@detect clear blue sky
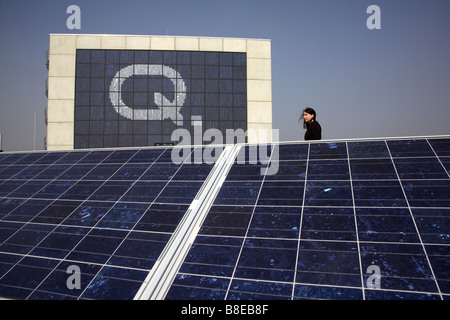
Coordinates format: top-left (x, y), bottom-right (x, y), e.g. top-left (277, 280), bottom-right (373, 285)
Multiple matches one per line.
top-left (0, 0), bottom-right (449, 151)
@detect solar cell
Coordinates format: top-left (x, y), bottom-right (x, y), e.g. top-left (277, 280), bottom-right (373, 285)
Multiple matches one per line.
top-left (0, 136), bottom-right (449, 300)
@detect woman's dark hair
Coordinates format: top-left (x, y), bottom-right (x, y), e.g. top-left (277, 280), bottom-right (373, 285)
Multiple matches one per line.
top-left (301, 107), bottom-right (317, 129)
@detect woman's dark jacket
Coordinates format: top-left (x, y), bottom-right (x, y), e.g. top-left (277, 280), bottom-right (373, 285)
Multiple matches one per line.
top-left (304, 121), bottom-right (322, 140)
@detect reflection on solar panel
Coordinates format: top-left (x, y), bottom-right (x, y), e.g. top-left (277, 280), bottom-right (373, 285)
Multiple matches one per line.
top-left (0, 137), bottom-right (449, 300)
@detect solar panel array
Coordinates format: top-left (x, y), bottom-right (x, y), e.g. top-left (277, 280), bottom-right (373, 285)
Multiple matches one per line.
top-left (165, 138), bottom-right (450, 300)
top-left (0, 137), bottom-right (449, 300)
top-left (0, 146), bottom-right (217, 299)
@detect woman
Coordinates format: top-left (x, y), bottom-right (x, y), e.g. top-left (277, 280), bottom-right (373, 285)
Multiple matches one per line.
top-left (302, 107), bottom-right (322, 140)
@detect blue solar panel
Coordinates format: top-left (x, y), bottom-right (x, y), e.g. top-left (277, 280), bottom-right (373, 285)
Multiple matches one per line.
top-left (0, 146), bottom-right (218, 299)
top-left (1, 137), bottom-right (449, 300)
top-left (165, 137), bottom-right (450, 300)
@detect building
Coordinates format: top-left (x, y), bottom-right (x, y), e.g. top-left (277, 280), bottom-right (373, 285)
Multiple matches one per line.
top-left (46, 34), bottom-right (272, 150)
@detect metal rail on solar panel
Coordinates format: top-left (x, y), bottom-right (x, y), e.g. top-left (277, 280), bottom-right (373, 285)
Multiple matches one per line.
top-left (134, 144), bottom-right (241, 300)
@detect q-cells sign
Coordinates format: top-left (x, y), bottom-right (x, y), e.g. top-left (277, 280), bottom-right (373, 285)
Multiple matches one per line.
top-left (109, 64), bottom-right (186, 124)
top-left (74, 49), bottom-right (247, 149)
